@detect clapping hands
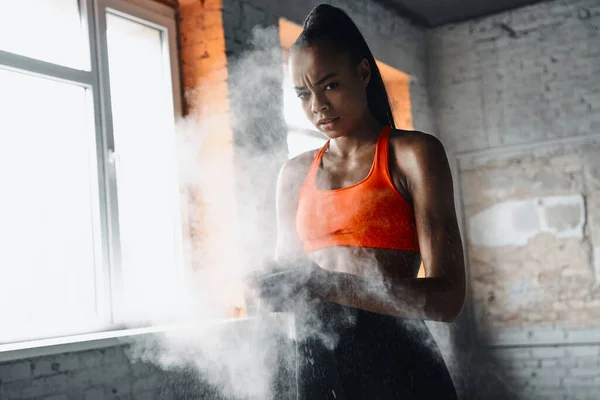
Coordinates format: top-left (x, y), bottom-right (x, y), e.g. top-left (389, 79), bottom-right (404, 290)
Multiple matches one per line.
top-left (246, 258), bottom-right (333, 313)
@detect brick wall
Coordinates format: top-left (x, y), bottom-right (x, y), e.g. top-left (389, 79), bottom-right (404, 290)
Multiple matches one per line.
top-left (428, 0), bottom-right (600, 398)
top-left (428, 0), bottom-right (600, 153)
top-left (0, 344), bottom-right (245, 399)
top-left (462, 143), bottom-right (600, 330)
top-left (142, 0), bottom-right (178, 8)
top-left (494, 344), bottom-right (600, 399)
top-left (0, 346), bottom-right (175, 400)
top-left (178, 0), bottom-right (248, 312)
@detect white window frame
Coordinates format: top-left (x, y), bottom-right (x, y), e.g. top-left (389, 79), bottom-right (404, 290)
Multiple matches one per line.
top-left (0, 0), bottom-right (184, 361)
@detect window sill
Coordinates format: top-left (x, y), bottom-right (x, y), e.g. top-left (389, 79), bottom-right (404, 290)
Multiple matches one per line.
top-left (0, 317), bottom-right (252, 363)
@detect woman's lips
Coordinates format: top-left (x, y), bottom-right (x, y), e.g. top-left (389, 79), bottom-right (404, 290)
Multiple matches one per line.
top-left (318, 117), bottom-right (340, 131)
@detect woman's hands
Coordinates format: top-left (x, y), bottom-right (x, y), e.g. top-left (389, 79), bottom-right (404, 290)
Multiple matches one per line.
top-left (247, 258), bottom-right (333, 313)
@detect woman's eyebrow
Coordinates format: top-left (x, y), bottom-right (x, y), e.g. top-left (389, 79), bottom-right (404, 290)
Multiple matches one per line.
top-left (294, 72), bottom-right (338, 90)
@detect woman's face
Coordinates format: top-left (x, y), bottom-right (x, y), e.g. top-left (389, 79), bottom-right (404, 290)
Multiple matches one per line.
top-left (289, 43), bottom-right (371, 138)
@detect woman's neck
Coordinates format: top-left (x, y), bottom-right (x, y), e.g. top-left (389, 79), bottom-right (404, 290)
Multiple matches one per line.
top-left (328, 115), bottom-right (384, 158)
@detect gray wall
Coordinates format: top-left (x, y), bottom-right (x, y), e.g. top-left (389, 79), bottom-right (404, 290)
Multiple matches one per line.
top-left (0, 344), bottom-right (275, 399)
top-left (0, 346), bottom-right (179, 400)
top-left (428, 0), bottom-right (600, 153)
top-left (428, 0), bottom-right (600, 398)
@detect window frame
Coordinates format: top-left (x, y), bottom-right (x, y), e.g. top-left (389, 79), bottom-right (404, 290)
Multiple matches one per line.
top-left (0, 0), bottom-right (184, 360)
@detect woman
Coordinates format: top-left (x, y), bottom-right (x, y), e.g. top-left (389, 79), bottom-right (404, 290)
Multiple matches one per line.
top-left (253, 4), bottom-right (465, 399)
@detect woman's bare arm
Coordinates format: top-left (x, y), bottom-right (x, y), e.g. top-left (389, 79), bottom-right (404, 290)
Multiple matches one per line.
top-left (274, 152), bottom-right (314, 262)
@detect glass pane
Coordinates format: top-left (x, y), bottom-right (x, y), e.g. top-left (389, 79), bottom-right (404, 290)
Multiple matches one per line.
top-left (0, 0), bottom-right (89, 70)
top-left (0, 69), bottom-right (101, 342)
top-left (106, 13), bottom-right (181, 323)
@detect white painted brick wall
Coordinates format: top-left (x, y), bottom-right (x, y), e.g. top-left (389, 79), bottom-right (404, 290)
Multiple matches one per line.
top-left (482, 345), bottom-right (600, 398)
top-left (0, 346), bottom-right (185, 400)
top-left (428, 0), bottom-right (600, 153)
top-left (429, 0), bottom-right (600, 399)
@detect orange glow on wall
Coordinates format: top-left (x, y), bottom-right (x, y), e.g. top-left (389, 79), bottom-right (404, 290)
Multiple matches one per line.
top-left (179, 0), bottom-right (246, 317)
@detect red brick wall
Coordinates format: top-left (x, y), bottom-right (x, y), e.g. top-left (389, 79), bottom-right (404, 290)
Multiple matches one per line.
top-left (178, 0), bottom-right (245, 316)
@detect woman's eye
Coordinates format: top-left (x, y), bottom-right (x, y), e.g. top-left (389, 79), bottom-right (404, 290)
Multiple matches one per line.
top-left (297, 92), bottom-right (309, 99)
top-left (324, 82), bottom-right (338, 90)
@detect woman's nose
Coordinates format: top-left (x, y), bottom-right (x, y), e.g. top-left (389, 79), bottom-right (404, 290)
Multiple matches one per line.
top-left (311, 93), bottom-right (329, 114)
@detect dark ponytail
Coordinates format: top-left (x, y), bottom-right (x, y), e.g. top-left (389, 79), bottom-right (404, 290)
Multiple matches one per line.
top-left (291, 4), bottom-right (396, 129)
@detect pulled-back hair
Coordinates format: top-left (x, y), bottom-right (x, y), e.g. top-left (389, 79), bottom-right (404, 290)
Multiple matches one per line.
top-left (291, 4), bottom-right (396, 129)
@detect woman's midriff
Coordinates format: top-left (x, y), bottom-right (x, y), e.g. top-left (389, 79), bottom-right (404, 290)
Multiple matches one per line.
top-left (307, 246), bottom-right (422, 279)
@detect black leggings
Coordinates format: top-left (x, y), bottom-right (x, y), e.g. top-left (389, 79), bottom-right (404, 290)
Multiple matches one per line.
top-left (296, 302), bottom-right (458, 400)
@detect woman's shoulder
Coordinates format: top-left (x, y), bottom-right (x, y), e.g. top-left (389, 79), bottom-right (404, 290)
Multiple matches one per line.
top-left (387, 129), bottom-right (450, 179)
top-left (278, 149), bottom-right (319, 187)
top-left (284, 148), bottom-right (319, 173)
top-left (388, 129), bottom-right (447, 157)
top-left (389, 128), bottom-right (439, 143)
top-left (288, 148), bottom-right (319, 167)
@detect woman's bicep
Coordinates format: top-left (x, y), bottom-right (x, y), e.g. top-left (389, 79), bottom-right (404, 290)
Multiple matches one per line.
top-left (403, 135), bottom-right (465, 289)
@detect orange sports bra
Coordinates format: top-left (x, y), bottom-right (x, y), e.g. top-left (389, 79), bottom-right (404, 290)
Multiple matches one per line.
top-left (296, 125), bottom-right (420, 254)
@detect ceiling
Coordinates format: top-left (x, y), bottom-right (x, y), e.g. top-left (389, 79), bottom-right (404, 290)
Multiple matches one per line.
top-left (376, 0), bottom-right (546, 27)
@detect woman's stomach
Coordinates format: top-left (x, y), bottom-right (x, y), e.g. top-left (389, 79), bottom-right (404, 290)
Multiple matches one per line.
top-left (307, 246), bottom-right (421, 279)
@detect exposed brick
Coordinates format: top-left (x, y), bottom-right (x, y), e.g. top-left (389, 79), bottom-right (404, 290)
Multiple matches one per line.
top-left (563, 376), bottom-right (597, 388)
top-left (0, 380), bottom-right (29, 400)
top-left (527, 374), bottom-right (563, 388)
top-left (577, 357), bottom-right (600, 368)
top-left (132, 391), bottom-right (155, 400)
top-left (567, 346), bottom-right (600, 357)
top-left (559, 358), bottom-right (582, 368)
top-left (531, 347), bottom-right (569, 359)
top-left (79, 351), bottom-right (104, 369)
top-left (0, 361), bottom-right (32, 382)
top-left (83, 386), bottom-right (105, 400)
top-left (68, 363), bottom-right (131, 389)
top-left (20, 374), bottom-right (68, 399)
top-left (540, 359), bottom-right (559, 368)
top-left (32, 358), bottom-right (61, 378)
top-left (129, 361), bottom-right (155, 378)
top-left (569, 367), bottom-right (600, 377)
top-left (430, 0), bottom-right (600, 153)
top-left (132, 375), bottom-right (160, 394)
top-left (44, 395), bottom-right (69, 400)
top-left (103, 346), bottom-right (127, 366)
top-left (107, 377), bottom-right (132, 398)
top-left (52, 354), bottom-right (80, 374)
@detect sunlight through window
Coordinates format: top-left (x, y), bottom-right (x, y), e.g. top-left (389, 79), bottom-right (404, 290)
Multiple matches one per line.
top-left (0, 70), bottom-right (101, 342)
top-left (106, 13), bottom-right (183, 324)
top-left (0, 0), bottom-right (89, 70)
top-left (0, 1), bottom-right (182, 345)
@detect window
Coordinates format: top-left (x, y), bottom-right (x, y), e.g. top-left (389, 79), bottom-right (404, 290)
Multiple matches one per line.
top-left (0, 0), bottom-right (183, 345)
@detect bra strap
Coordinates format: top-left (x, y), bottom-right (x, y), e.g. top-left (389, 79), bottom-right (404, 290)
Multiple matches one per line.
top-left (374, 125), bottom-right (392, 174)
top-left (306, 140), bottom-right (329, 185)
